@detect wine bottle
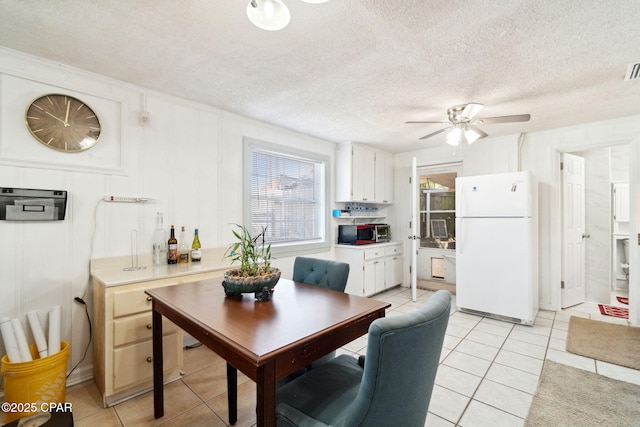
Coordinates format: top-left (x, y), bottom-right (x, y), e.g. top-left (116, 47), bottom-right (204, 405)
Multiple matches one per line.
top-left (167, 225), bottom-right (178, 264)
top-left (178, 225), bottom-right (189, 263)
top-left (191, 228), bottom-right (202, 262)
top-left (152, 212), bottom-right (167, 265)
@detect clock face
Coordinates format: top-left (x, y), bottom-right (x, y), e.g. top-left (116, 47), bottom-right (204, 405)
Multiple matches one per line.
top-left (25, 94), bottom-right (101, 153)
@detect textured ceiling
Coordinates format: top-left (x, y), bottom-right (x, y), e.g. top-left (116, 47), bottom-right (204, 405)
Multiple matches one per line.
top-left (0, 0), bottom-right (638, 153)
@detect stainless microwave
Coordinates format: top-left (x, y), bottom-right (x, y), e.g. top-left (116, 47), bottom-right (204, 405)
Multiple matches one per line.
top-left (338, 224), bottom-right (390, 245)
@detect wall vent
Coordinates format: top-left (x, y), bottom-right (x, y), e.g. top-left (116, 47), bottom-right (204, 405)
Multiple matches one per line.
top-left (624, 62), bottom-right (640, 81)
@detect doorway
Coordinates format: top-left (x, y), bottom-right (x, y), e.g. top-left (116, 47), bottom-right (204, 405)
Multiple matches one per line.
top-left (415, 164), bottom-right (461, 293)
top-left (561, 144), bottom-right (630, 307)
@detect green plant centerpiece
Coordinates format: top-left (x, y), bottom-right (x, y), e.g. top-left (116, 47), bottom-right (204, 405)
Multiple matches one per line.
top-left (223, 224), bottom-right (281, 301)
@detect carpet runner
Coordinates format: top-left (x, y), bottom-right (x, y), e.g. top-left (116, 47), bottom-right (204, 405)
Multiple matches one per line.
top-left (597, 304), bottom-right (629, 319)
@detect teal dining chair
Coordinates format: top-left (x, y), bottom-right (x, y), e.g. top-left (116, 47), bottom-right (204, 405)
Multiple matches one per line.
top-left (276, 290), bottom-right (451, 427)
top-left (292, 257), bottom-right (350, 292)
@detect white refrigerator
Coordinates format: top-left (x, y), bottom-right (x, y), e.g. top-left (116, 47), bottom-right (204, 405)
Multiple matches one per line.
top-left (455, 171), bottom-right (538, 325)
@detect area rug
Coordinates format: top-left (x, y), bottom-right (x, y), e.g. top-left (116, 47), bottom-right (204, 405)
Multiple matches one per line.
top-left (524, 360), bottom-right (640, 426)
top-left (566, 316), bottom-right (640, 370)
top-left (597, 303), bottom-right (629, 319)
top-left (617, 296), bottom-right (629, 305)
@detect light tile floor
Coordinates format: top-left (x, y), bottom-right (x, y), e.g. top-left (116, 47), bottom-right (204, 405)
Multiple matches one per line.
top-left (38, 287), bottom-right (640, 426)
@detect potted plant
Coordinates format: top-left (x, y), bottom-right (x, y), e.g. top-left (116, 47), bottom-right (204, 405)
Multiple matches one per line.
top-left (223, 224), bottom-right (281, 301)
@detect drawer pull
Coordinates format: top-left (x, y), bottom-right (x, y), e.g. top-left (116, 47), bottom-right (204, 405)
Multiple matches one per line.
top-left (146, 357), bottom-right (153, 363)
top-left (146, 296), bottom-right (152, 302)
top-left (146, 324), bottom-right (152, 330)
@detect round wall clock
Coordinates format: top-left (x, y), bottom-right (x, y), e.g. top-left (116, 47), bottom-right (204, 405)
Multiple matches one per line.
top-left (25, 94), bottom-right (101, 153)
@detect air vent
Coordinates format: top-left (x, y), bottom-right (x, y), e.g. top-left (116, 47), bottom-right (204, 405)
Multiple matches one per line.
top-left (624, 62), bottom-right (640, 81)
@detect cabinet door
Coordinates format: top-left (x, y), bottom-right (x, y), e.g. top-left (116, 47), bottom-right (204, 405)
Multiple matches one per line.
top-left (385, 255), bottom-right (403, 288)
top-left (374, 259), bottom-right (385, 294)
top-left (375, 150), bottom-right (393, 204)
top-left (352, 145), bottom-right (375, 202)
top-left (614, 182), bottom-right (629, 222)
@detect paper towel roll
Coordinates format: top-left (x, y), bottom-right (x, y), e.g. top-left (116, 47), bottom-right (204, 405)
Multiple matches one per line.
top-left (27, 311), bottom-right (48, 358)
top-left (11, 318), bottom-right (32, 362)
top-left (0, 317), bottom-right (22, 362)
top-left (48, 305), bottom-right (61, 355)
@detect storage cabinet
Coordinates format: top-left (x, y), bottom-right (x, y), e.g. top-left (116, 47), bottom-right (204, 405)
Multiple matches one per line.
top-left (91, 251), bottom-right (229, 406)
top-left (336, 142), bottom-right (393, 204)
top-left (336, 242), bottom-right (403, 297)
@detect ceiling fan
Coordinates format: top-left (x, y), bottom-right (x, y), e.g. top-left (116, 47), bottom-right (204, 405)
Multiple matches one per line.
top-left (405, 103), bottom-right (531, 146)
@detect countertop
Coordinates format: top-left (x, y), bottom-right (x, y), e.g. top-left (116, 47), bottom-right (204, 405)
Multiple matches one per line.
top-left (335, 241), bottom-right (402, 250)
top-left (91, 247), bottom-right (232, 287)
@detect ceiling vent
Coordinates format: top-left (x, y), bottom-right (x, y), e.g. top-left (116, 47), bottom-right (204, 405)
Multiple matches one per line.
top-left (624, 62), bottom-right (640, 81)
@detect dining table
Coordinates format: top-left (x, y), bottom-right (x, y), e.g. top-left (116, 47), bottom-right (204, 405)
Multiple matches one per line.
top-left (145, 277), bottom-right (390, 427)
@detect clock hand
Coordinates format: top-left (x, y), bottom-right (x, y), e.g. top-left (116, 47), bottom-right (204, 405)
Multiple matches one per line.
top-left (64, 101), bottom-right (70, 126)
top-left (44, 110), bottom-right (69, 126)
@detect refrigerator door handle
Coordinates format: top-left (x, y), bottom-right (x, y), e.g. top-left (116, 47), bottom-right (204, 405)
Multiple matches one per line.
top-left (458, 217), bottom-right (465, 255)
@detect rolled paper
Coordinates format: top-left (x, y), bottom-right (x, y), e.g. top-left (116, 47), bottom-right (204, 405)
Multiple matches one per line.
top-left (11, 318), bottom-right (32, 362)
top-left (0, 317), bottom-right (22, 362)
top-left (27, 311), bottom-right (48, 358)
top-left (48, 305), bottom-right (61, 355)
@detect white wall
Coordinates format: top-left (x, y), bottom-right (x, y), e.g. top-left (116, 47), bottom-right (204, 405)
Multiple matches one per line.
top-left (0, 48), bottom-right (336, 383)
top-left (393, 117), bottom-right (640, 325)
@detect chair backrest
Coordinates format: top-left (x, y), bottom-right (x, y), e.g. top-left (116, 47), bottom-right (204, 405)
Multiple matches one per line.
top-left (345, 290), bottom-right (451, 427)
top-left (292, 257), bottom-right (350, 292)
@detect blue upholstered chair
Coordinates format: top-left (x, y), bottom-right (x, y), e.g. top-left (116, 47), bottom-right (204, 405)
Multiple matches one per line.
top-left (292, 257), bottom-right (350, 292)
top-left (278, 257), bottom-right (350, 385)
top-left (276, 290), bottom-right (451, 427)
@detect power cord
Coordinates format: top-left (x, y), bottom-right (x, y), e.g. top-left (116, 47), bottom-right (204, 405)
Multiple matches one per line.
top-left (66, 297), bottom-right (92, 378)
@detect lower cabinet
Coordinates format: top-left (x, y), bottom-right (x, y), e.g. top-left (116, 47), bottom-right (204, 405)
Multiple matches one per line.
top-left (92, 269), bottom-right (225, 406)
top-left (336, 243), bottom-right (403, 297)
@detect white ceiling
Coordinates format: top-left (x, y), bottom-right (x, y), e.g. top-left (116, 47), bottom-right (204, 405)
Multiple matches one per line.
top-left (1, 0), bottom-right (638, 153)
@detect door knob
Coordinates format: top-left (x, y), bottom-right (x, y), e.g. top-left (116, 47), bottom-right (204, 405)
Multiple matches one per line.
top-left (582, 233), bottom-right (591, 239)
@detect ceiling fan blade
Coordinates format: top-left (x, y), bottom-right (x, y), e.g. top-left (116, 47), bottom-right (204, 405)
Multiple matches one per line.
top-left (419, 127), bottom-right (451, 140)
top-left (405, 120), bottom-right (450, 125)
top-left (468, 126), bottom-right (488, 139)
top-left (461, 103), bottom-right (484, 120)
top-left (477, 114), bottom-right (531, 124)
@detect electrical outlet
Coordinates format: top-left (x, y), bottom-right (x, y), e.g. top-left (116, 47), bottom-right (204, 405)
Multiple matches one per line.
top-left (103, 196), bottom-right (148, 203)
top-left (139, 111), bottom-right (151, 128)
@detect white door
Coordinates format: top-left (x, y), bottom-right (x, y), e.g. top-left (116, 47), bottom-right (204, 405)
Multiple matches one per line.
top-left (410, 157), bottom-right (418, 301)
top-left (562, 153), bottom-right (586, 308)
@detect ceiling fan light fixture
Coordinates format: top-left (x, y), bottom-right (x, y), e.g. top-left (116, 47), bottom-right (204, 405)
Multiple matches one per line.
top-left (247, 0), bottom-right (291, 31)
top-left (464, 128), bottom-right (482, 144)
top-left (446, 128), bottom-right (462, 146)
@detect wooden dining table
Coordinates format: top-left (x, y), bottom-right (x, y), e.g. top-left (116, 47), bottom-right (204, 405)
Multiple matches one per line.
top-left (145, 277), bottom-right (390, 427)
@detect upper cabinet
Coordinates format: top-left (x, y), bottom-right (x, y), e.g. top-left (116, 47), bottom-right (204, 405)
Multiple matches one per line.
top-left (336, 142), bottom-right (393, 204)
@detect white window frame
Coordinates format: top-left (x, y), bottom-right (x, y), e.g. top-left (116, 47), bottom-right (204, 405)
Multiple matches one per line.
top-left (243, 137), bottom-right (331, 257)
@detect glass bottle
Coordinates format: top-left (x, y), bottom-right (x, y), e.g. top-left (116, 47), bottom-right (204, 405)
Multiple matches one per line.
top-left (178, 226), bottom-right (189, 263)
top-left (191, 229), bottom-right (202, 262)
top-left (152, 212), bottom-right (167, 266)
top-left (167, 225), bottom-right (178, 264)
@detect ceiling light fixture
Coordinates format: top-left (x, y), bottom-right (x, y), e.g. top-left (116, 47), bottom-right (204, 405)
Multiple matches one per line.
top-left (247, 0), bottom-right (329, 31)
top-left (445, 126), bottom-right (481, 146)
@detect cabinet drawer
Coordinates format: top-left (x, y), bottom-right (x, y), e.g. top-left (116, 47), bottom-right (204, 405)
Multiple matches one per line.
top-left (113, 313), bottom-right (179, 347)
top-left (113, 333), bottom-right (180, 390)
top-left (113, 288), bottom-right (154, 318)
top-left (384, 246), bottom-right (402, 257)
top-left (364, 248), bottom-right (384, 261)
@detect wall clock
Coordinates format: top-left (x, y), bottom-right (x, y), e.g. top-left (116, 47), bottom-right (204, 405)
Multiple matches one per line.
top-left (25, 94), bottom-right (102, 153)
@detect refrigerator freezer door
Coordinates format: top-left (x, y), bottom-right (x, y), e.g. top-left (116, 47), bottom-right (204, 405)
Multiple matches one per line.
top-left (456, 171), bottom-right (532, 218)
top-left (456, 217), bottom-right (538, 324)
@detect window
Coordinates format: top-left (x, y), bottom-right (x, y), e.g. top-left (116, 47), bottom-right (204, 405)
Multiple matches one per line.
top-left (418, 169), bottom-right (458, 250)
top-left (244, 138), bottom-right (330, 256)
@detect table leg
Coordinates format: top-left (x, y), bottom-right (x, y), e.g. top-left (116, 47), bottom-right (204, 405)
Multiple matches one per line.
top-left (152, 308), bottom-right (164, 419)
top-left (256, 362), bottom-right (276, 427)
top-left (226, 363), bottom-right (237, 425)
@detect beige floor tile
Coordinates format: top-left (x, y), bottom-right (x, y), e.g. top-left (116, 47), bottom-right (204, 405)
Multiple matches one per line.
top-left (181, 357), bottom-right (248, 402)
top-left (74, 407), bottom-right (122, 427)
top-left (114, 380), bottom-right (202, 427)
top-left (206, 380), bottom-right (257, 427)
top-left (156, 403), bottom-right (227, 427)
top-left (182, 344), bottom-right (225, 375)
top-left (454, 339), bottom-right (500, 362)
top-left (64, 379), bottom-right (106, 421)
top-left (434, 364), bottom-right (482, 397)
top-left (484, 364), bottom-right (539, 394)
top-left (427, 385), bottom-right (470, 424)
top-left (442, 350), bottom-right (491, 377)
top-left (465, 329), bottom-right (508, 348)
top-left (473, 379), bottom-right (534, 419)
top-left (494, 349), bottom-right (543, 376)
top-left (458, 400), bottom-right (524, 427)
top-left (424, 412), bottom-right (455, 427)
top-left (501, 338), bottom-right (546, 359)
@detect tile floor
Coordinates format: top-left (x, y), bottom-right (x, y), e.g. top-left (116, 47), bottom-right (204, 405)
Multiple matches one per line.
top-left (26, 287), bottom-right (640, 426)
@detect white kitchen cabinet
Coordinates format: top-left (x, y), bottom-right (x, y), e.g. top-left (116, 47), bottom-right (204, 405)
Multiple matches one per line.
top-left (336, 142), bottom-right (393, 204)
top-left (614, 182), bottom-right (629, 222)
top-left (336, 242), bottom-right (403, 297)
